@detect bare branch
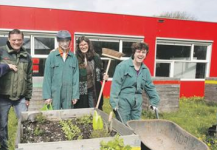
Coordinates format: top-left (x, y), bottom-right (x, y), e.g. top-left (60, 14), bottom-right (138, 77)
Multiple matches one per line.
top-left (156, 11), bottom-right (197, 20)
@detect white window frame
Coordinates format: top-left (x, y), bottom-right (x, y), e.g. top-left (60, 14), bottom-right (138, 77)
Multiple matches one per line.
top-left (155, 37), bottom-right (213, 80)
top-left (31, 35), bottom-right (56, 58)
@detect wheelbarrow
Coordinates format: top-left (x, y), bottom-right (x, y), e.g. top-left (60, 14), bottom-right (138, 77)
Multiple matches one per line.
top-left (127, 109), bottom-right (209, 150)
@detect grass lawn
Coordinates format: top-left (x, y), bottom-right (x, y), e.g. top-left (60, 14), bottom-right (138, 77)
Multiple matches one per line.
top-left (7, 108), bottom-right (18, 150)
top-left (8, 97), bottom-right (217, 150)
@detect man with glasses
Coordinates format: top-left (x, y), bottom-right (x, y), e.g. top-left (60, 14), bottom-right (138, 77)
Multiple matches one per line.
top-left (0, 29), bottom-right (32, 150)
top-left (43, 30), bottom-right (79, 110)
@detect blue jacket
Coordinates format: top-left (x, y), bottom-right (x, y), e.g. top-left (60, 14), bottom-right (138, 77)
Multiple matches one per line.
top-left (0, 64), bottom-right (9, 77)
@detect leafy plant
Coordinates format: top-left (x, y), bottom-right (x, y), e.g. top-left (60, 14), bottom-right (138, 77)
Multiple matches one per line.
top-left (93, 110), bottom-right (104, 130)
top-left (34, 126), bottom-right (44, 136)
top-left (205, 136), bottom-right (217, 150)
top-left (60, 120), bottom-right (82, 140)
top-left (35, 113), bottom-right (46, 124)
top-left (90, 129), bottom-right (110, 138)
top-left (76, 115), bottom-right (92, 125)
top-left (100, 135), bottom-right (132, 150)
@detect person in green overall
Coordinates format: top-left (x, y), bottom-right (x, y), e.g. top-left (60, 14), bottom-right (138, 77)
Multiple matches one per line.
top-left (110, 42), bottom-right (160, 123)
top-left (43, 30), bottom-right (79, 109)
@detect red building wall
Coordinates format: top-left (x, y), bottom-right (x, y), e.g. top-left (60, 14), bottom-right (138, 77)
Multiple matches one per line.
top-left (0, 5), bottom-right (217, 97)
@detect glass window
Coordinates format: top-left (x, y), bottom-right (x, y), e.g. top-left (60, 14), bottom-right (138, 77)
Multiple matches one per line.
top-left (157, 45), bottom-right (191, 60)
top-left (102, 59), bottom-right (122, 78)
top-left (193, 45), bottom-right (207, 60)
top-left (122, 42), bottom-right (134, 57)
top-left (34, 37), bottom-right (55, 55)
top-left (174, 62), bottom-right (197, 79)
top-left (196, 63), bottom-right (206, 78)
top-left (23, 37), bottom-right (31, 54)
top-left (156, 39), bottom-right (211, 79)
top-left (173, 62), bottom-right (206, 79)
top-left (91, 41), bottom-right (120, 77)
top-left (0, 36), bottom-right (8, 47)
top-left (92, 41), bottom-right (119, 56)
top-left (156, 63), bottom-right (170, 77)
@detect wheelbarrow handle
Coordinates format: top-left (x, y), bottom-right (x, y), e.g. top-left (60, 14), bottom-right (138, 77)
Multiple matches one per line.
top-left (150, 105), bottom-right (159, 119)
top-left (155, 108), bottom-right (159, 119)
top-left (113, 109), bottom-right (124, 123)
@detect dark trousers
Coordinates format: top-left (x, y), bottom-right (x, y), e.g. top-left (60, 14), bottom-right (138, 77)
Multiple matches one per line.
top-left (0, 97), bottom-right (27, 150)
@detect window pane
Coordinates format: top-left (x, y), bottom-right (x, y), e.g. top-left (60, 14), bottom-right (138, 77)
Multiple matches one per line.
top-left (173, 62), bottom-right (206, 79)
top-left (34, 37), bottom-right (55, 55)
top-left (92, 41), bottom-right (119, 56)
top-left (157, 45), bottom-right (191, 60)
top-left (102, 59), bottom-right (121, 78)
top-left (23, 38), bottom-right (31, 54)
top-left (196, 63), bottom-right (206, 78)
top-left (32, 58), bottom-right (46, 76)
top-left (123, 42), bottom-right (134, 57)
top-left (0, 37), bottom-right (7, 47)
top-left (174, 62), bottom-right (206, 79)
top-left (174, 62), bottom-right (196, 78)
top-left (193, 46), bottom-right (207, 60)
top-left (155, 63), bottom-right (170, 77)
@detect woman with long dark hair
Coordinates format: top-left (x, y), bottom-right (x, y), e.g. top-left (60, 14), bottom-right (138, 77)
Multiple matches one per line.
top-left (75, 36), bottom-right (108, 110)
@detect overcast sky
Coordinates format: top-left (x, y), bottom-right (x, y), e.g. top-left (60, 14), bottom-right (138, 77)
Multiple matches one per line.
top-left (0, 0), bottom-right (217, 23)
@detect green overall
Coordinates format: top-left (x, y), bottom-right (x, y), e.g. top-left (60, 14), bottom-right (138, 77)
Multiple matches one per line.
top-left (43, 49), bottom-right (79, 109)
top-left (110, 58), bottom-right (160, 123)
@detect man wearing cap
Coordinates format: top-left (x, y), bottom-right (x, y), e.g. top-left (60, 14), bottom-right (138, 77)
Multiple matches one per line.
top-left (0, 29), bottom-right (32, 150)
top-left (43, 30), bottom-right (79, 109)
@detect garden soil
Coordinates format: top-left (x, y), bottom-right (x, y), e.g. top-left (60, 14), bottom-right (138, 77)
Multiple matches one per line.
top-left (21, 117), bottom-right (116, 143)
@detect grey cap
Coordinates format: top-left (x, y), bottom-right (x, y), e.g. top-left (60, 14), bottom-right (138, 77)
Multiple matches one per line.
top-left (56, 30), bottom-right (71, 41)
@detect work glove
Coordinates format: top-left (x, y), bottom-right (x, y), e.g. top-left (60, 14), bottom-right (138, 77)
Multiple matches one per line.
top-left (149, 105), bottom-right (159, 119)
top-left (149, 105), bottom-right (158, 111)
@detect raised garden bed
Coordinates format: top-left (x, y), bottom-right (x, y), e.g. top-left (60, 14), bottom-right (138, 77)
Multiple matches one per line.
top-left (21, 113), bottom-right (116, 143)
top-left (16, 108), bottom-right (140, 150)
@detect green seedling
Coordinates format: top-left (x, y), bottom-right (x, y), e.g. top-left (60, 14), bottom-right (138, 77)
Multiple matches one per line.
top-left (34, 126), bottom-right (44, 136)
top-left (35, 113), bottom-right (46, 124)
top-left (60, 120), bottom-right (82, 140)
top-left (100, 135), bottom-right (132, 150)
top-left (90, 129), bottom-right (110, 139)
top-left (76, 115), bottom-right (92, 125)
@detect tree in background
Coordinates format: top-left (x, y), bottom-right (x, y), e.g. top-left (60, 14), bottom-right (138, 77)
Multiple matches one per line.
top-left (156, 11), bottom-right (197, 20)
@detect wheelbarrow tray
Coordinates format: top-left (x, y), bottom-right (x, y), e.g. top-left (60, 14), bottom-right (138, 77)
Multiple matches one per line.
top-left (127, 119), bottom-right (209, 150)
